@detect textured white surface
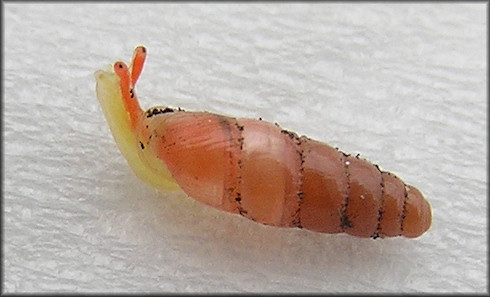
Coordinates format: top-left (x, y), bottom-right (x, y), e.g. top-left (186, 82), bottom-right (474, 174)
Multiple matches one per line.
top-left (3, 3), bottom-right (487, 293)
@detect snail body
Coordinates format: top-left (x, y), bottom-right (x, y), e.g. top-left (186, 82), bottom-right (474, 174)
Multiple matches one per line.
top-left (95, 46), bottom-right (432, 239)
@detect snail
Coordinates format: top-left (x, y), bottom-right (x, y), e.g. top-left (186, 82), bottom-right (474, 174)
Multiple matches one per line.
top-left (94, 46), bottom-right (432, 239)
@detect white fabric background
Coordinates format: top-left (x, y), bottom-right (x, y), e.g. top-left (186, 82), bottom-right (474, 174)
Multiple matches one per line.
top-left (3, 3), bottom-right (487, 293)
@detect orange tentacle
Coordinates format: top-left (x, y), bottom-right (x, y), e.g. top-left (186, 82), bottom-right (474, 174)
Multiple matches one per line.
top-left (114, 61), bottom-right (142, 130)
top-left (130, 46), bottom-right (147, 86)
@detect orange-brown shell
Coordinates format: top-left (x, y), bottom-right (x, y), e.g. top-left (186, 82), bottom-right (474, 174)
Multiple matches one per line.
top-left (137, 109), bottom-right (432, 238)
